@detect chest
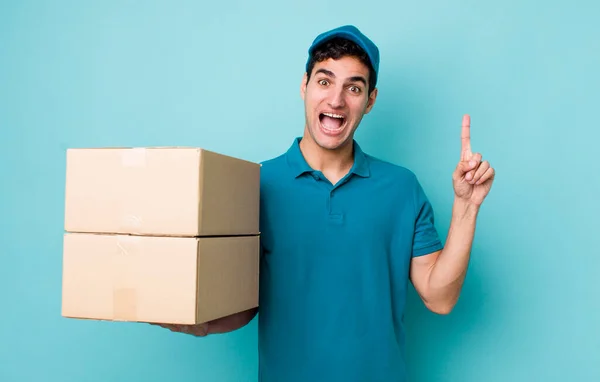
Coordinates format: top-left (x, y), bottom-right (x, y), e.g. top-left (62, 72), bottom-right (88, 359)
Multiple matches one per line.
top-left (259, 177), bottom-right (416, 256)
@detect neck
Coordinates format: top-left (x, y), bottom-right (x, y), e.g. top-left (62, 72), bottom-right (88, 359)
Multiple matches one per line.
top-left (299, 131), bottom-right (355, 184)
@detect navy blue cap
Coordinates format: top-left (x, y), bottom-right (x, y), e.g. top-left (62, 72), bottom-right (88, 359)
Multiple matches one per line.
top-left (306, 25), bottom-right (380, 87)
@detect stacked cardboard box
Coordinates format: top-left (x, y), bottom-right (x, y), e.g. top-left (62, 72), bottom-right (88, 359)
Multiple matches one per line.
top-left (61, 147), bottom-right (261, 325)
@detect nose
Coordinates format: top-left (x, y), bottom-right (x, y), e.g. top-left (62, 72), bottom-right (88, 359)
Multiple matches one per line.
top-left (328, 87), bottom-right (346, 109)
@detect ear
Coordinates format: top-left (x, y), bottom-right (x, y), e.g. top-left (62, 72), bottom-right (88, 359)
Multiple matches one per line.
top-left (300, 72), bottom-right (308, 100)
top-left (364, 88), bottom-right (378, 114)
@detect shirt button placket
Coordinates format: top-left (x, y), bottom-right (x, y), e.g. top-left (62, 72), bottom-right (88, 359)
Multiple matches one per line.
top-left (328, 189), bottom-right (343, 223)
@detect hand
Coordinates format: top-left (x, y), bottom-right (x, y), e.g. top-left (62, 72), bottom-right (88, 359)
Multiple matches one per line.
top-left (151, 322), bottom-right (209, 337)
top-left (452, 114), bottom-right (495, 206)
top-left (149, 308), bottom-right (258, 336)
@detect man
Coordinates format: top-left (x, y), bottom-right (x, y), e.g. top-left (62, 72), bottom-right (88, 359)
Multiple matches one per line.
top-left (159, 25), bottom-right (495, 381)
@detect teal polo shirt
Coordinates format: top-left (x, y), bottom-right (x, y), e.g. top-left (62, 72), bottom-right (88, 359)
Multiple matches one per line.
top-left (258, 137), bottom-right (443, 382)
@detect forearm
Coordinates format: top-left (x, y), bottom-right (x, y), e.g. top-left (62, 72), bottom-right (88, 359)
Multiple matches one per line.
top-left (427, 198), bottom-right (479, 310)
top-left (206, 307), bottom-right (258, 334)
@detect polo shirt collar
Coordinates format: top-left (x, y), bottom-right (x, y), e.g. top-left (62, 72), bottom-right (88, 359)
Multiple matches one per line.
top-left (286, 137), bottom-right (370, 178)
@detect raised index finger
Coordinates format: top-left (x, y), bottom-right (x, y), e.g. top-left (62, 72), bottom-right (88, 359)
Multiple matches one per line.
top-left (461, 114), bottom-right (472, 161)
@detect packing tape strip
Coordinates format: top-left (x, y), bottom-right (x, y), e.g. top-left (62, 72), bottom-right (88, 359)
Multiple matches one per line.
top-left (121, 147), bottom-right (147, 167)
top-left (113, 235), bottom-right (140, 321)
top-left (113, 288), bottom-right (137, 322)
top-left (119, 148), bottom-right (145, 233)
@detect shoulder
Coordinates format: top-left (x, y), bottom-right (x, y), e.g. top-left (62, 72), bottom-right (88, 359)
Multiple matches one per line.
top-left (362, 153), bottom-right (431, 210)
top-left (259, 152), bottom-right (289, 187)
top-left (260, 152), bottom-right (287, 173)
top-left (259, 153), bottom-right (286, 170)
top-left (364, 153), bottom-right (419, 186)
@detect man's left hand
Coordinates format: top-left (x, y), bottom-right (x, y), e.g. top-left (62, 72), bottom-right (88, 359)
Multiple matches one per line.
top-left (452, 114), bottom-right (495, 206)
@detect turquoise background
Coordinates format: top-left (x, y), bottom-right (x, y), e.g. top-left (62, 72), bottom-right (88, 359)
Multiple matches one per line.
top-left (1, 0), bottom-right (598, 381)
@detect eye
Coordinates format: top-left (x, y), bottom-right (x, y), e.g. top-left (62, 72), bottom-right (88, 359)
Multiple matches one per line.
top-left (318, 79), bottom-right (329, 86)
top-left (349, 85), bottom-right (361, 93)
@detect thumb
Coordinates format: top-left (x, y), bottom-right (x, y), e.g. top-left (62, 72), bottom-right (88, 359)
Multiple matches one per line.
top-left (458, 159), bottom-right (478, 174)
top-left (454, 159), bottom-right (478, 181)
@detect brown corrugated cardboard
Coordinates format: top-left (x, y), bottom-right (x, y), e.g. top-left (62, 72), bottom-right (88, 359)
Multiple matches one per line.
top-left (61, 232), bottom-right (260, 324)
top-left (63, 147), bottom-right (260, 237)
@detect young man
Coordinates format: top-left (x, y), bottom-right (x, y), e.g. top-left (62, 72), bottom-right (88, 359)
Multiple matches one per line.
top-left (159, 25), bottom-right (495, 381)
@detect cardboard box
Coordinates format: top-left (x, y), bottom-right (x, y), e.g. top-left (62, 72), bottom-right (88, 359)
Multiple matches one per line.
top-left (61, 232), bottom-right (260, 324)
top-left (64, 147), bottom-right (260, 237)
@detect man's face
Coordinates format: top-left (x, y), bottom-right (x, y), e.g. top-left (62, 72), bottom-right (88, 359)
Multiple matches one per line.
top-left (301, 56), bottom-right (377, 151)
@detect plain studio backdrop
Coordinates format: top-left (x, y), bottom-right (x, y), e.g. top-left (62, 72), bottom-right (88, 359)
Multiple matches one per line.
top-left (1, 1), bottom-right (598, 381)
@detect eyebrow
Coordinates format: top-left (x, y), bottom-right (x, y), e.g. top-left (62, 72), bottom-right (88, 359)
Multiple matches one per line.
top-left (315, 68), bottom-right (367, 87)
top-left (348, 76), bottom-right (367, 86)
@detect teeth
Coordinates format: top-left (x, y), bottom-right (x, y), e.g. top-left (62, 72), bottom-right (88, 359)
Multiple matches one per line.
top-left (323, 112), bottom-right (344, 119)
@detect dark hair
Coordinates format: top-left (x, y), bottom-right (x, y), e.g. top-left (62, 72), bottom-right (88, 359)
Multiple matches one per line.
top-left (306, 37), bottom-right (377, 95)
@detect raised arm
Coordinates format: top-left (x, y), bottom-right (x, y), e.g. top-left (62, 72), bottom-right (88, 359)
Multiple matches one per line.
top-left (410, 114), bottom-right (495, 314)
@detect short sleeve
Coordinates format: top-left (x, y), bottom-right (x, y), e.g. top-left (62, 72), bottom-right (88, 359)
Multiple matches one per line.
top-left (412, 177), bottom-right (443, 257)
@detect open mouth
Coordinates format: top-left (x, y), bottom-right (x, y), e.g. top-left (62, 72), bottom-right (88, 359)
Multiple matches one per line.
top-left (319, 112), bottom-right (346, 133)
